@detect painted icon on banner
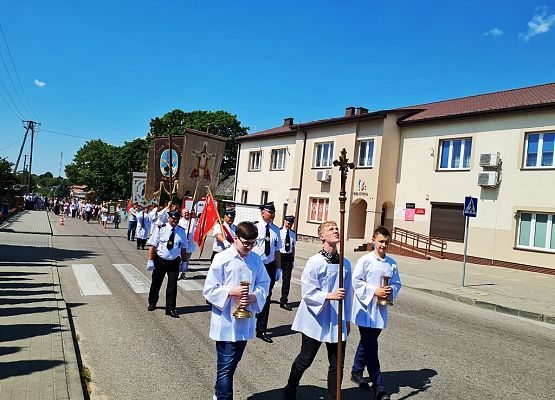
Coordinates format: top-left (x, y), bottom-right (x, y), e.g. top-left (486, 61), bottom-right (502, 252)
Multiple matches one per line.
top-left (160, 149), bottom-right (179, 178)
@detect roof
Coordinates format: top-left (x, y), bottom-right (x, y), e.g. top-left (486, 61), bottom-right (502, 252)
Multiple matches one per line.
top-left (397, 82), bottom-right (555, 124)
top-left (236, 125), bottom-right (295, 142)
top-left (240, 82), bottom-right (555, 140)
top-left (293, 111), bottom-right (388, 129)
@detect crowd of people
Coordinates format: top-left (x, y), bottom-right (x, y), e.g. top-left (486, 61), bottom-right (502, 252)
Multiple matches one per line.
top-left (43, 195), bottom-right (401, 399)
top-left (139, 199), bottom-right (402, 400)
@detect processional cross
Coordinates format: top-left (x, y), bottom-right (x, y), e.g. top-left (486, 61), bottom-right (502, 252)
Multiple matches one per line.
top-left (332, 148), bottom-right (355, 400)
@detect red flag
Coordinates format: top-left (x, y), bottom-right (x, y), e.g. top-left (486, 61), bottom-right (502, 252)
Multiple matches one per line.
top-left (125, 198), bottom-right (133, 212)
top-left (193, 192), bottom-right (220, 252)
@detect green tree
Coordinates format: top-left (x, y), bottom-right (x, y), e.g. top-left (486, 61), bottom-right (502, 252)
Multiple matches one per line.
top-left (65, 140), bottom-right (118, 200)
top-left (114, 138), bottom-right (149, 199)
top-left (148, 110), bottom-right (248, 179)
top-left (0, 157), bottom-right (16, 190)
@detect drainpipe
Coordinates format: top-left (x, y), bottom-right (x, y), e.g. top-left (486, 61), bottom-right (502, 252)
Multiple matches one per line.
top-left (233, 142), bottom-right (241, 202)
top-left (294, 129), bottom-right (308, 230)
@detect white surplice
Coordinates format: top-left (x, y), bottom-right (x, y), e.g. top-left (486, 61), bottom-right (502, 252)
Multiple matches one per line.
top-left (351, 252), bottom-right (402, 329)
top-left (203, 246), bottom-right (270, 342)
top-left (291, 253), bottom-right (352, 343)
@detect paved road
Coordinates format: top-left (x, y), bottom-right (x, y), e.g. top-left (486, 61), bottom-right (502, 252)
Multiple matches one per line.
top-left (52, 216), bottom-right (555, 400)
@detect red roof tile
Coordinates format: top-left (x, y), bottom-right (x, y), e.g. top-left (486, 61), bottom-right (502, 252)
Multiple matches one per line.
top-left (398, 82), bottom-right (555, 123)
top-left (237, 125), bottom-right (295, 141)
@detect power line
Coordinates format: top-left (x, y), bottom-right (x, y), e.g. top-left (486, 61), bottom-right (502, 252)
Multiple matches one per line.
top-left (0, 25), bottom-right (38, 120)
top-left (0, 137), bottom-right (23, 152)
top-left (38, 128), bottom-right (124, 145)
top-left (0, 36), bottom-right (32, 119)
top-left (0, 84), bottom-right (23, 119)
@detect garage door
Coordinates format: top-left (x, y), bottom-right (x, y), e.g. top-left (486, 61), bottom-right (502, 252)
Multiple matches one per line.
top-left (430, 203), bottom-right (465, 242)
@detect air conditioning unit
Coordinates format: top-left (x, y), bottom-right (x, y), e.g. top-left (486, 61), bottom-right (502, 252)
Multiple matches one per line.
top-left (478, 172), bottom-right (500, 187)
top-left (479, 152), bottom-right (500, 168)
top-left (316, 170), bottom-right (332, 182)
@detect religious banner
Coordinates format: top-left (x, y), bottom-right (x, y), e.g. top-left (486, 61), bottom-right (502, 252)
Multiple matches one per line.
top-left (145, 128), bottom-right (226, 204)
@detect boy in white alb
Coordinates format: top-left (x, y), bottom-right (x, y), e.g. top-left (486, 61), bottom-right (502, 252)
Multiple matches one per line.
top-left (203, 221), bottom-right (270, 400)
top-left (350, 226), bottom-right (401, 400)
top-left (282, 221), bottom-right (352, 400)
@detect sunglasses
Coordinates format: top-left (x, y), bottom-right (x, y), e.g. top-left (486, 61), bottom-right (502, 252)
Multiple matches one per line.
top-left (237, 237), bottom-right (257, 248)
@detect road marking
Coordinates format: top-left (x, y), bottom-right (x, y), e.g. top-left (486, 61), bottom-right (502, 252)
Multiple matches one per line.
top-left (113, 264), bottom-right (151, 293)
top-left (72, 264), bottom-right (112, 296)
top-left (177, 279), bottom-right (204, 291)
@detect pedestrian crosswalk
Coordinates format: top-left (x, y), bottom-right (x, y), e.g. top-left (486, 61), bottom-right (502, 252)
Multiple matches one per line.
top-left (72, 264), bottom-right (113, 296)
top-left (70, 262), bottom-right (303, 297)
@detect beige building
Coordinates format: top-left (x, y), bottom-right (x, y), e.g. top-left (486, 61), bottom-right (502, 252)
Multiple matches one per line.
top-left (234, 83), bottom-right (555, 271)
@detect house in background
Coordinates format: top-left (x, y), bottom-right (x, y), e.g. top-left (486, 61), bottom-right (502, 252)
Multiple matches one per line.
top-left (234, 83), bottom-right (555, 271)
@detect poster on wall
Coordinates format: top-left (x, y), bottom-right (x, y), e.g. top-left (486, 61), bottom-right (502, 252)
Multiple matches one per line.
top-left (405, 202), bottom-right (415, 222)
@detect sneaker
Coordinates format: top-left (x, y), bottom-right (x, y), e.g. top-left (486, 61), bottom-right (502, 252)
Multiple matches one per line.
top-left (350, 373), bottom-right (370, 391)
top-left (178, 272), bottom-right (187, 280)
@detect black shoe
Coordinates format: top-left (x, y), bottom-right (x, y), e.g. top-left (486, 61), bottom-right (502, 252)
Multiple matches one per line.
top-left (147, 304), bottom-right (156, 311)
top-left (256, 332), bottom-right (273, 343)
top-left (178, 272), bottom-right (187, 280)
top-left (373, 388), bottom-right (390, 400)
top-left (280, 303), bottom-right (293, 311)
top-left (282, 385), bottom-right (297, 400)
top-left (166, 309), bottom-right (179, 318)
top-left (351, 373), bottom-right (370, 391)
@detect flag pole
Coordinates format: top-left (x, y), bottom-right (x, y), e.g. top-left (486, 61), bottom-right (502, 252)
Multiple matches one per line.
top-left (332, 148), bottom-right (354, 400)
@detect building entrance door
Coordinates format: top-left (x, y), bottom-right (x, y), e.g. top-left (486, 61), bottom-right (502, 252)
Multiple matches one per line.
top-left (348, 199), bottom-right (367, 239)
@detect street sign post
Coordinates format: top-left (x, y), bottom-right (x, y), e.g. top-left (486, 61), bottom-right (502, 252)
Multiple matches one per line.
top-left (462, 196), bottom-right (478, 286)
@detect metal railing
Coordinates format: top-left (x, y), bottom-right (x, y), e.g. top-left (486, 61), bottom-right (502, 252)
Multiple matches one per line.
top-left (391, 227), bottom-right (447, 258)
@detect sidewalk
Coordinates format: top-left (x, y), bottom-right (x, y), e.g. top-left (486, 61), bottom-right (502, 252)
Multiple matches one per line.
top-left (294, 239), bottom-right (555, 324)
top-left (0, 211), bottom-right (84, 400)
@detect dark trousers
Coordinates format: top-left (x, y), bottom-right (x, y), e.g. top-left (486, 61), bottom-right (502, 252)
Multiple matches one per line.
top-left (280, 253), bottom-right (294, 304)
top-left (287, 333), bottom-right (346, 400)
top-left (85, 211), bottom-right (92, 222)
top-left (148, 256), bottom-right (179, 310)
top-left (256, 260), bottom-right (276, 334)
top-left (352, 327), bottom-right (384, 392)
top-left (127, 220), bottom-right (137, 240)
top-left (215, 340), bottom-right (247, 400)
top-left (136, 238), bottom-right (147, 249)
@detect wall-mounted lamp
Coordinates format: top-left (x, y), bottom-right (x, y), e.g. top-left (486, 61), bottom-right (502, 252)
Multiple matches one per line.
top-left (425, 194), bottom-right (430, 201)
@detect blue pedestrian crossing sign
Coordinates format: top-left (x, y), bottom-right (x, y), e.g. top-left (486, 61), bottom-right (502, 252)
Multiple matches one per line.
top-left (464, 196), bottom-right (478, 217)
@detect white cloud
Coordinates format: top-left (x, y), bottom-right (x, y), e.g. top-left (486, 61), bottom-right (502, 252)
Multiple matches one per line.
top-left (520, 7), bottom-right (555, 41)
top-left (34, 79), bottom-right (46, 87)
top-left (483, 28), bottom-right (503, 37)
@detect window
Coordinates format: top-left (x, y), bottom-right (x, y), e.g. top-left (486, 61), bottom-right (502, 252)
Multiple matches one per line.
top-left (517, 211), bottom-right (555, 252)
top-left (314, 142), bottom-right (334, 168)
top-left (438, 138), bottom-right (472, 169)
top-left (524, 132), bottom-right (555, 168)
top-left (241, 190), bottom-right (248, 203)
top-left (271, 149), bottom-right (286, 170)
top-left (249, 151), bottom-right (262, 171)
top-left (260, 191), bottom-right (268, 205)
top-left (309, 197), bottom-right (329, 223)
top-left (429, 203), bottom-right (465, 241)
top-left (358, 140), bottom-right (375, 167)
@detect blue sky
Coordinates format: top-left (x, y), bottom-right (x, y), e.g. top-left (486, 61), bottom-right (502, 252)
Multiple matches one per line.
top-left (1, 0), bottom-right (555, 177)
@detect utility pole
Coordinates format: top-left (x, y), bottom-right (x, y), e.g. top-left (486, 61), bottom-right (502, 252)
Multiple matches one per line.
top-left (59, 152), bottom-right (63, 178)
top-left (22, 120), bottom-right (41, 194)
top-left (23, 155), bottom-right (27, 186)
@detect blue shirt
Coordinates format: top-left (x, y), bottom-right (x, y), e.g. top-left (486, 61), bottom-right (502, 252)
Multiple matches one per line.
top-left (148, 224), bottom-right (188, 260)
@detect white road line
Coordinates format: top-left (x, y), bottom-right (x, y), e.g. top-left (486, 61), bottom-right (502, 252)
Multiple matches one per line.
top-left (113, 264), bottom-right (151, 294)
top-left (72, 264), bottom-right (112, 296)
top-left (177, 279), bottom-right (204, 291)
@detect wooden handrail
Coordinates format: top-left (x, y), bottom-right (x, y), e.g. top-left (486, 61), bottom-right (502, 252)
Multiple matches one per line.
top-left (391, 227), bottom-right (447, 258)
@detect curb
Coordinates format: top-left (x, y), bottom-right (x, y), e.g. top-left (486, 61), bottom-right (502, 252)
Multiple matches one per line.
top-left (406, 285), bottom-right (554, 325)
